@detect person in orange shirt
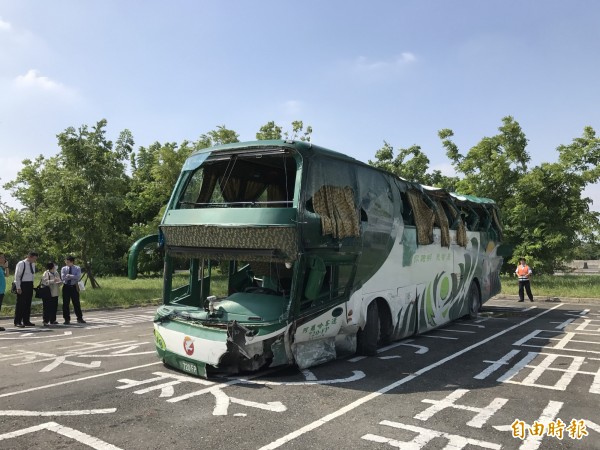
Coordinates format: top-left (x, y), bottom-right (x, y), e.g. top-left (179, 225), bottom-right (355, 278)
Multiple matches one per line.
top-left (515, 257), bottom-right (534, 302)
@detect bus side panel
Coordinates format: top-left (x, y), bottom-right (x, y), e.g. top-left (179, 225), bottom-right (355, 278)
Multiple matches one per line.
top-left (292, 305), bottom-right (345, 369)
top-left (417, 232), bottom-right (483, 333)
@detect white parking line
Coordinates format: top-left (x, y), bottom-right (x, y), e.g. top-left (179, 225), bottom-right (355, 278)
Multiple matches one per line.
top-left (0, 408), bottom-right (116, 416)
top-left (0, 362), bottom-right (162, 399)
top-left (258, 303), bottom-right (564, 450)
top-left (0, 421), bottom-right (123, 449)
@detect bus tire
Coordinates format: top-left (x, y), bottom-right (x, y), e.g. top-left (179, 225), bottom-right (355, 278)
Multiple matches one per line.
top-left (357, 301), bottom-right (379, 356)
top-left (378, 301), bottom-right (393, 346)
top-left (468, 282), bottom-right (481, 320)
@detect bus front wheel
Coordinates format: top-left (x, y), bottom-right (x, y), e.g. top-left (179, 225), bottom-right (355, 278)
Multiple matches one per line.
top-left (468, 282), bottom-right (481, 320)
top-left (357, 301), bottom-right (379, 356)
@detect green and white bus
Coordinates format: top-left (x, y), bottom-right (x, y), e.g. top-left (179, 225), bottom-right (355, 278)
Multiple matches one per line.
top-left (128, 140), bottom-right (503, 377)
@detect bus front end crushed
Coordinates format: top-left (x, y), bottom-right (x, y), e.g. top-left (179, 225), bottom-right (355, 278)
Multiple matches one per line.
top-left (153, 297), bottom-right (291, 377)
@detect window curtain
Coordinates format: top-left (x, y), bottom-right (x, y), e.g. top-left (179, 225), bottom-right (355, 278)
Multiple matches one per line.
top-left (220, 177), bottom-right (266, 203)
top-left (434, 200), bottom-right (451, 248)
top-left (407, 190), bottom-right (435, 245)
top-left (312, 185), bottom-right (360, 239)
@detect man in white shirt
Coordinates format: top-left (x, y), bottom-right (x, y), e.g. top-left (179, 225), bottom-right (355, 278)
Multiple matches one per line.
top-left (14, 251), bottom-right (38, 328)
top-left (61, 255), bottom-right (86, 324)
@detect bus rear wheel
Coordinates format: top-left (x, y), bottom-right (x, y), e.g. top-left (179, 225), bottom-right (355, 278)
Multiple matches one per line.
top-left (468, 282), bottom-right (481, 320)
top-left (357, 301), bottom-right (379, 356)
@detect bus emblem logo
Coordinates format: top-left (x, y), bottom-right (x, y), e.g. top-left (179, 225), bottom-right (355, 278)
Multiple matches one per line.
top-left (183, 336), bottom-right (194, 355)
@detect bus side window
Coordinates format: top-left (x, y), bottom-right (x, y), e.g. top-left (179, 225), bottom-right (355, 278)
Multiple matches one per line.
top-left (467, 206), bottom-right (479, 231)
top-left (440, 200), bottom-right (459, 230)
top-left (480, 208), bottom-right (492, 231)
top-left (400, 192), bottom-right (414, 226)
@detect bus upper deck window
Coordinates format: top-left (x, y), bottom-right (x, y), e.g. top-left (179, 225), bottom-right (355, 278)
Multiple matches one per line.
top-left (177, 153), bottom-right (296, 208)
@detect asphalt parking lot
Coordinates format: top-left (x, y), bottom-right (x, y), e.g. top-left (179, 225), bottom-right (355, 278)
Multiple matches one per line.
top-left (0, 298), bottom-right (599, 449)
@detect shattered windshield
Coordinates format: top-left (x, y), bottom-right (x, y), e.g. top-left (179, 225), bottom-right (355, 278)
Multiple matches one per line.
top-left (177, 150), bottom-right (297, 209)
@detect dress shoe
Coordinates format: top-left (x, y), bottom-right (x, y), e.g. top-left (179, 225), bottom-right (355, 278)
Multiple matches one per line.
top-left (51, 321), bottom-right (59, 325)
top-left (24, 322), bottom-right (35, 327)
top-left (517, 300), bottom-right (524, 302)
top-left (16, 324), bottom-right (25, 328)
top-left (63, 321), bottom-right (70, 325)
top-left (0, 326), bottom-right (5, 331)
top-left (43, 322), bottom-right (49, 326)
top-left (77, 319), bottom-right (87, 324)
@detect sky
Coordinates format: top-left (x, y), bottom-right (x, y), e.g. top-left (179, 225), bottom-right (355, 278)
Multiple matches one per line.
top-left (1, 1), bottom-right (599, 210)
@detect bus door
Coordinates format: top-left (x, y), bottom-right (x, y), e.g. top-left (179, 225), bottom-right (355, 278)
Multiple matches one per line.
top-left (291, 254), bottom-right (355, 368)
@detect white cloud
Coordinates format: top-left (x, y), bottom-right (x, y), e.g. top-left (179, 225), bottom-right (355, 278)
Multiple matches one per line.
top-left (333, 53), bottom-right (417, 83)
top-left (353, 53), bottom-right (416, 73)
top-left (0, 17), bottom-right (12, 31)
top-left (14, 69), bottom-right (64, 91)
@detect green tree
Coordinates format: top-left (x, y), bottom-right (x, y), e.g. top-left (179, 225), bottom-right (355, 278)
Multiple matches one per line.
top-left (256, 120), bottom-right (313, 142)
top-left (127, 141), bottom-right (195, 225)
top-left (4, 119), bottom-right (133, 286)
top-left (195, 125), bottom-right (240, 149)
top-left (507, 163), bottom-right (592, 272)
top-left (256, 121), bottom-right (283, 140)
top-left (368, 141), bottom-right (458, 190)
top-left (0, 198), bottom-right (29, 263)
top-left (439, 116), bottom-right (529, 210)
top-left (439, 117), bottom-right (600, 273)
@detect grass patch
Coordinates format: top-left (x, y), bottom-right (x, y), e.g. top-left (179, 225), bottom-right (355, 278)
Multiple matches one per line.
top-left (500, 274), bottom-right (600, 298)
top-left (2, 275), bottom-right (164, 316)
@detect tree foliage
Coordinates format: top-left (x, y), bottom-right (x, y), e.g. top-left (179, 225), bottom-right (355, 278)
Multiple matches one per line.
top-left (4, 120), bottom-right (133, 285)
top-left (439, 117), bottom-right (600, 273)
top-left (368, 141), bottom-right (458, 190)
top-left (439, 116), bottom-right (529, 211)
top-left (256, 120), bottom-right (313, 142)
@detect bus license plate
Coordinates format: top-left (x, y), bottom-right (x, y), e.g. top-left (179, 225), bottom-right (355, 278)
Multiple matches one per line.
top-left (179, 359), bottom-right (198, 376)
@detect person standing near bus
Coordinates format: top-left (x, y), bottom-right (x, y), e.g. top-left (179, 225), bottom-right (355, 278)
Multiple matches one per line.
top-left (14, 251), bottom-right (38, 327)
top-left (515, 257), bottom-right (534, 302)
top-left (0, 252), bottom-right (7, 331)
top-left (61, 256), bottom-right (86, 324)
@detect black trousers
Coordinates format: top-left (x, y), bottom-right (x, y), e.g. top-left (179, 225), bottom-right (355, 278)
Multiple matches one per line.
top-left (43, 296), bottom-right (59, 324)
top-left (62, 284), bottom-right (83, 322)
top-left (518, 280), bottom-right (534, 301)
top-left (14, 281), bottom-right (34, 325)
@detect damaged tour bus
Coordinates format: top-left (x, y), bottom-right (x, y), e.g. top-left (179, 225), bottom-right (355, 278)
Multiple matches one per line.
top-left (128, 140), bottom-right (503, 378)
